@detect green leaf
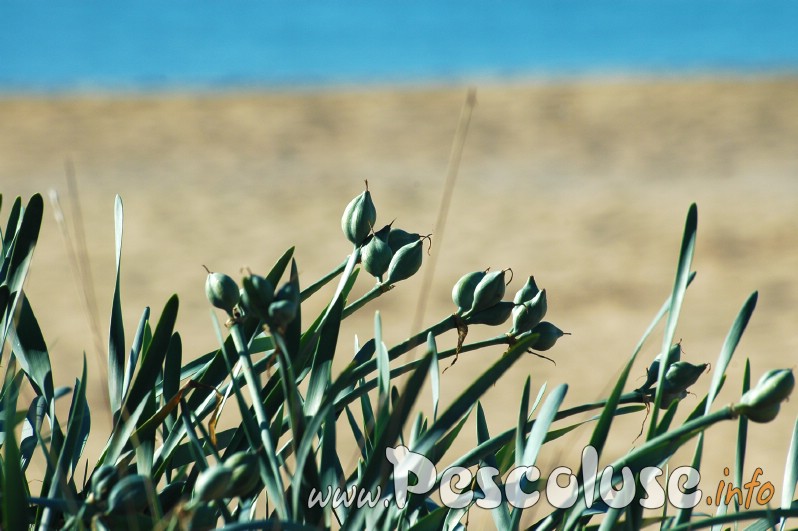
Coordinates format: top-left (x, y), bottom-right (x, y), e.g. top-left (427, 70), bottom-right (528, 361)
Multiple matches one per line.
top-left (343, 349), bottom-right (434, 531)
top-left (3, 365), bottom-right (31, 530)
top-left (9, 294), bottom-right (54, 402)
top-left (123, 295), bottom-right (179, 415)
top-left (477, 403), bottom-right (512, 530)
top-left (706, 291), bottom-right (758, 414)
top-left (648, 204), bottom-right (698, 438)
top-left (428, 333), bottom-right (440, 422)
top-left (305, 296), bottom-right (345, 416)
top-left (123, 307), bottom-right (150, 400)
top-left (108, 195), bottom-right (125, 420)
top-left (163, 332), bottom-right (182, 432)
top-left (375, 311), bottom-right (390, 408)
top-left (45, 356), bottom-right (90, 522)
top-left (780, 418), bottom-right (798, 527)
top-left (515, 377), bottom-right (531, 469)
top-left (100, 390), bottom-right (152, 466)
top-left (513, 384), bottom-right (567, 530)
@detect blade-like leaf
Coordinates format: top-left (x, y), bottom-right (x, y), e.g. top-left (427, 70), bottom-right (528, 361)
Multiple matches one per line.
top-left (3, 364), bottom-right (31, 530)
top-left (706, 291), bottom-right (758, 414)
top-left (123, 295), bottom-right (179, 414)
top-left (108, 195), bottom-right (125, 419)
top-left (648, 204), bottom-right (698, 438)
top-left (477, 403), bottom-right (512, 530)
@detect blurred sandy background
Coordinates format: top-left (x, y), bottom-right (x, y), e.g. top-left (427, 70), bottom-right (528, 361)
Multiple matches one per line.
top-left (2, 77), bottom-right (798, 522)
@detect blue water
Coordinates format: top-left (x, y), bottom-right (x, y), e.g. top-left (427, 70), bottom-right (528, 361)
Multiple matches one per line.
top-left (1, 1), bottom-right (797, 92)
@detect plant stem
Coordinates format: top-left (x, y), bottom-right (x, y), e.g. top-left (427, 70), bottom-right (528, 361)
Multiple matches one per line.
top-left (229, 323), bottom-right (287, 519)
top-left (342, 282), bottom-right (386, 319)
top-left (300, 257), bottom-right (348, 302)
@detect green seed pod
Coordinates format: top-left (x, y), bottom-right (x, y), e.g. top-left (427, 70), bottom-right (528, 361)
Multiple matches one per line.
top-left (225, 452), bottom-right (261, 498)
top-left (387, 228), bottom-right (421, 254)
top-left (241, 274), bottom-right (275, 320)
top-left (465, 301), bottom-right (514, 326)
top-left (662, 361), bottom-right (707, 395)
top-left (641, 344), bottom-right (683, 391)
top-left (749, 369), bottom-right (795, 405)
top-left (736, 369), bottom-right (795, 423)
top-left (470, 270), bottom-right (507, 314)
top-left (529, 321), bottom-right (567, 351)
top-left (205, 271), bottom-right (240, 313)
top-left (91, 465), bottom-right (120, 502)
top-left (194, 465), bottom-right (233, 502)
top-left (267, 282), bottom-right (299, 327)
top-left (106, 474), bottom-right (153, 515)
top-left (362, 232), bottom-right (393, 279)
top-left (341, 186), bottom-right (377, 246)
top-left (452, 271), bottom-right (486, 314)
top-left (739, 402), bottom-right (782, 423)
top-left (511, 289), bottom-right (547, 335)
top-left (385, 239), bottom-right (423, 285)
top-left (513, 276), bottom-right (540, 305)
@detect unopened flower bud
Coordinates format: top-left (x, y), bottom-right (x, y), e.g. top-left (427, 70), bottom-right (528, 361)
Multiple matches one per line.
top-left (465, 301), bottom-right (514, 326)
top-left (513, 276), bottom-right (541, 305)
top-left (268, 282), bottom-right (299, 328)
top-left (194, 465), bottom-right (233, 502)
top-left (385, 238), bottom-right (423, 285)
top-left (529, 321), bottom-right (567, 351)
top-left (662, 361), bottom-right (707, 394)
top-left (387, 228), bottom-right (420, 254)
top-left (511, 289), bottom-right (547, 335)
top-left (91, 465), bottom-right (119, 502)
top-left (735, 369), bottom-right (795, 423)
top-left (224, 452), bottom-right (260, 498)
top-left (452, 270), bottom-right (486, 315)
top-left (107, 474), bottom-right (153, 515)
top-left (205, 270), bottom-right (240, 314)
top-left (341, 184), bottom-right (377, 246)
top-left (241, 274), bottom-right (275, 320)
top-left (362, 231), bottom-right (393, 280)
top-left (470, 270), bottom-right (508, 314)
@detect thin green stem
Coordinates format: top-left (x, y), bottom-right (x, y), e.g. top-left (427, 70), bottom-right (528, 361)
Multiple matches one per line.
top-left (229, 323), bottom-right (287, 519)
top-left (342, 282), bottom-right (387, 319)
top-left (300, 257), bottom-right (348, 302)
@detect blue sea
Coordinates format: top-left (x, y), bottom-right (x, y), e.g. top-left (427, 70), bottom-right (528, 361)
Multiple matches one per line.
top-left (1, 1), bottom-right (797, 92)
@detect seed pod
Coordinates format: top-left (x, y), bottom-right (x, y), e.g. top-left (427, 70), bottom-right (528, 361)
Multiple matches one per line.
top-left (735, 369), bottom-right (795, 423)
top-left (341, 185), bottom-right (377, 246)
top-left (205, 271), bottom-right (240, 314)
top-left (662, 361), bottom-right (707, 394)
top-left (91, 465), bottom-right (120, 502)
top-left (641, 344), bottom-right (683, 391)
top-left (513, 276), bottom-right (541, 305)
top-left (529, 321), bottom-right (567, 351)
top-left (194, 465), bottom-right (233, 502)
top-left (452, 271), bottom-right (486, 314)
top-left (241, 274), bottom-right (275, 320)
top-left (225, 452), bottom-right (260, 498)
top-left (106, 474), bottom-right (153, 515)
top-left (362, 232), bottom-right (393, 279)
top-left (511, 289), bottom-right (547, 335)
top-left (466, 301), bottom-right (514, 326)
top-left (267, 282), bottom-right (299, 328)
top-left (385, 239), bottom-right (423, 285)
top-left (387, 228), bottom-right (420, 254)
top-left (470, 270), bottom-right (507, 314)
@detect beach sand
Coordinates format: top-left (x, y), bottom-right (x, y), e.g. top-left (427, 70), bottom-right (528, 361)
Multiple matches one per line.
top-left (2, 77), bottom-right (797, 523)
